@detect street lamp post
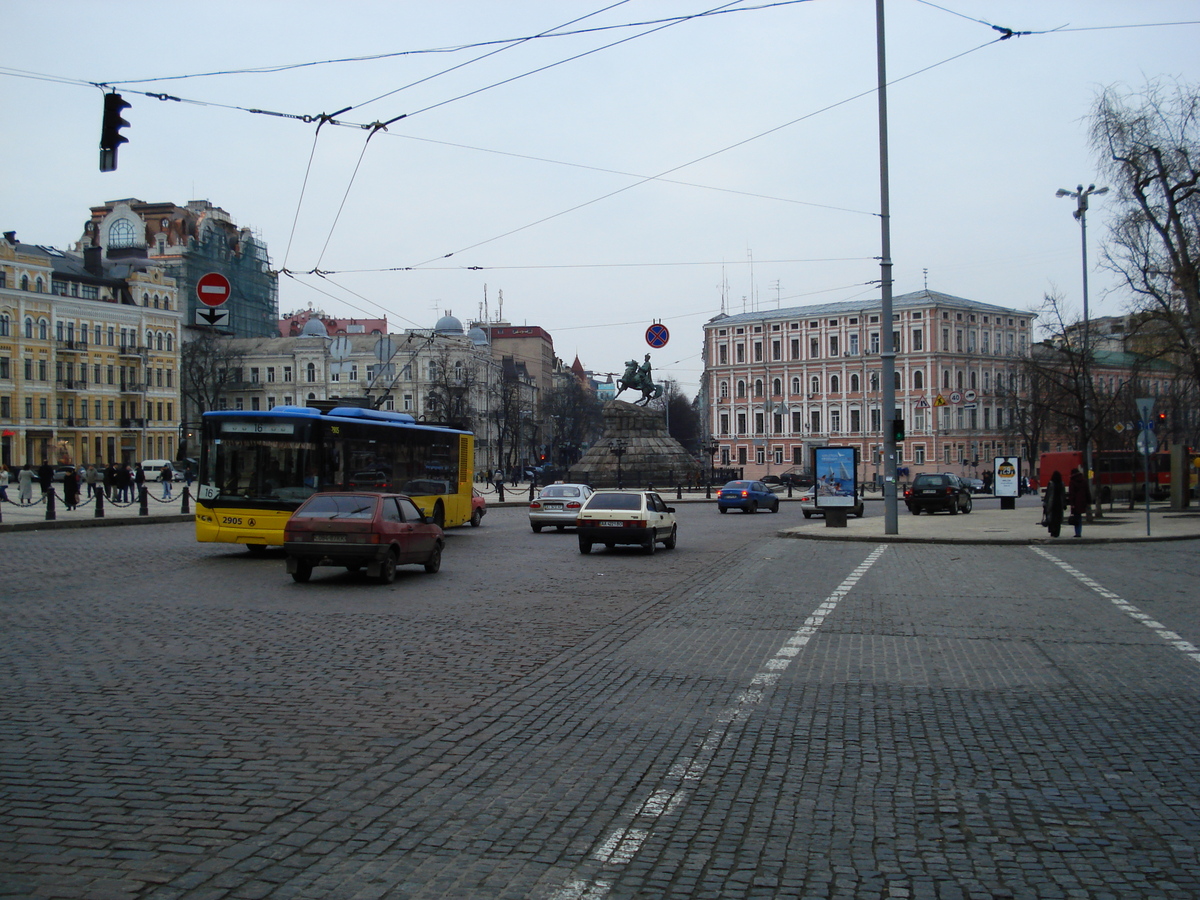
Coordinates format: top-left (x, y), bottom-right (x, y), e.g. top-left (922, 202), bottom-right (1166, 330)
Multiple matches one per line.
top-left (1056, 183), bottom-right (1108, 520)
top-left (609, 438), bottom-right (628, 490)
top-left (704, 439), bottom-right (720, 499)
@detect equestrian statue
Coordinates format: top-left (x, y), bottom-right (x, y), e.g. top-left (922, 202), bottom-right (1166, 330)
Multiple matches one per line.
top-left (615, 353), bottom-right (663, 406)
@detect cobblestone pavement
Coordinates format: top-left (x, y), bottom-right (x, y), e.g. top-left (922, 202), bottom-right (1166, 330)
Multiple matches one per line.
top-left (2, 508), bottom-right (1199, 899)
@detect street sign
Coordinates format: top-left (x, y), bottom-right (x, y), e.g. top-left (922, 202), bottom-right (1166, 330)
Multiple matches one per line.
top-left (915, 399), bottom-right (930, 409)
top-left (1136, 429), bottom-right (1155, 455)
top-left (645, 323), bottom-right (670, 348)
top-left (196, 272), bottom-right (231, 307)
top-left (949, 391), bottom-right (962, 404)
top-left (1135, 397), bottom-right (1155, 423)
top-left (964, 390), bottom-right (977, 401)
top-left (933, 395), bottom-right (947, 407)
top-left (330, 336), bottom-right (352, 360)
top-left (195, 307), bottom-right (229, 327)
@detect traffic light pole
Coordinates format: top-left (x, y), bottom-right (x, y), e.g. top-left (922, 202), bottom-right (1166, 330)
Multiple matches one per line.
top-left (876, 0), bottom-right (898, 535)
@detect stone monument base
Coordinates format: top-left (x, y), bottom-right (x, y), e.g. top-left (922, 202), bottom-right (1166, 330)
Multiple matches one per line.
top-left (568, 400), bottom-right (700, 489)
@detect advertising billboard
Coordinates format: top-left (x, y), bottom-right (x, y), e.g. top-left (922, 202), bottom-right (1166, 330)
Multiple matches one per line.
top-left (812, 446), bottom-right (858, 508)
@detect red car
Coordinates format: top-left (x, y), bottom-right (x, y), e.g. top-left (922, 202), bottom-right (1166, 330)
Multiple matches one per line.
top-left (284, 492), bottom-right (444, 584)
top-left (470, 488), bottom-right (487, 527)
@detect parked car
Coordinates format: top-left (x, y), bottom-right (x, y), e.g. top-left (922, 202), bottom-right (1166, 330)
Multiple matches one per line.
top-left (529, 483), bottom-right (593, 532)
top-left (470, 489), bottom-right (486, 527)
top-left (576, 489), bottom-right (677, 554)
top-left (904, 473), bottom-right (973, 515)
top-left (349, 471), bottom-right (391, 491)
top-left (798, 486), bottom-right (864, 519)
top-left (965, 477), bottom-right (987, 494)
top-left (779, 469), bottom-right (815, 489)
top-left (716, 480), bottom-right (780, 514)
top-left (283, 492), bottom-right (444, 584)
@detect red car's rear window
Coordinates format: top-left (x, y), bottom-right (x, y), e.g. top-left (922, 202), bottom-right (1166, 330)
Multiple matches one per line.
top-left (294, 495), bottom-right (378, 519)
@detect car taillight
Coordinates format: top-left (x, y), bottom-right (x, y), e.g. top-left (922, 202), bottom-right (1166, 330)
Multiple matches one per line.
top-left (740, 490), bottom-right (749, 498)
top-left (530, 501), bottom-right (541, 509)
top-left (566, 501), bottom-right (581, 510)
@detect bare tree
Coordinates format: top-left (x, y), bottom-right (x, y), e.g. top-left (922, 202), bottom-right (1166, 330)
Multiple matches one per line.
top-left (1090, 79), bottom-right (1200, 385)
top-left (424, 341), bottom-right (484, 430)
top-left (181, 331), bottom-right (247, 417)
top-left (542, 376), bottom-right (602, 468)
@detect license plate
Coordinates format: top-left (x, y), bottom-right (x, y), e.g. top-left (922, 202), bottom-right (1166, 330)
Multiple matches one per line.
top-left (544, 502), bottom-right (563, 510)
top-left (313, 533), bottom-right (347, 542)
top-left (599, 521), bottom-right (623, 527)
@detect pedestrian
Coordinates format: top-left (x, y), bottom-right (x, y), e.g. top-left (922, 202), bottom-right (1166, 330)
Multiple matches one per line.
top-left (38, 463), bottom-right (53, 496)
top-left (85, 464), bottom-right (99, 498)
top-left (116, 464), bottom-right (132, 502)
top-left (104, 463), bottom-right (116, 499)
top-left (0, 463), bottom-right (9, 502)
top-left (1042, 470), bottom-right (1065, 538)
top-left (185, 465), bottom-right (195, 487)
top-left (160, 462), bottom-right (174, 499)
top-left (17, 465), bottom-right (34, 504)
top-left (62, 466), bottom-right (79, 510)
top-left (1067, 466), bottom-right (1091, 538)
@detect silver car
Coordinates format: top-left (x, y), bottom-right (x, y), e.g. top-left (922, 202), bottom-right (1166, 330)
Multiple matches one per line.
top-left (529, 483), bottom-right (594, 532)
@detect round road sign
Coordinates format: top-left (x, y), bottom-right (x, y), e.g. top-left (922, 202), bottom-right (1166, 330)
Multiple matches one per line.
top-left (645, 323), bottom-right (670, 348)
top-left (196, 272), bottom-right (231, 307)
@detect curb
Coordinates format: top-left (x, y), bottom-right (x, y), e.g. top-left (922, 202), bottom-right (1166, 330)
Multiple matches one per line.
top-left (0, 512), bottom-right (194, 533)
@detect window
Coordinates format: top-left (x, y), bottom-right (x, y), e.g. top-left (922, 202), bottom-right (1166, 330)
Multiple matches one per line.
top-left (753, 342), bottom-right (763, 362)
top-left (754, 379), bottom-right (763, 398)
top-left (810, 410), bottom-right (821, 432)
top-left (718, 344), bottom-right (728, 365)
top-left (829, 335), bottom-right (839, 357)
top-left (913, 370), bottom-right (924, 390)
top-left (870, 332), bottom-right (880, 353)
top-left (283, 366), bottom-right (293, 382)
top-left (772, 377), bottom-right (782, 396)
top-left (772, 340), bottom-right (781, 361)
top-left (809, 376), bottom-right (819, 395)
top-left (754, 412), bottom-right (764, 435)
top-left (791, 377), bottom-right (800, 394)
top-left (850, 408), bottom-right (861, 432)
top-left (850, 373), bottom-right (860, 392)
top-left (830, 409), bottom-right (841, 433)
top-left (914, 446), bottom-right (926, 465)
top-left (735, 344), bottom-right (745, 363)
top-left (737, 413), bottom-right (747, 434)
top-left (830, 374), bottom-right (840, 393)
top-left (736, 380), bottom-right (746, 398)
top-left (810, 337), bottom-right (819, 359)
top-left (719, 380), bottom-right (729, 398)
top-left (849, 333), bottom-right (859, 355)
top-left (790, 338), bottom-right (799, 359)
top-left (306, 363), bottom-right (316, 382)
top-left (0, 314), bottom-right (8, 337)
top-left (108, 219), bottom-right (136, 248)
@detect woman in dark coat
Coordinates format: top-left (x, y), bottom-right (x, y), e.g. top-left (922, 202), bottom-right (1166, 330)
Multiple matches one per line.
top-left (61, 467), bottom-right (79, 510)
top-left (1043, 470), bottom-right (1066, 538)
top-left (1067, 467), bottom-right (1091, 538)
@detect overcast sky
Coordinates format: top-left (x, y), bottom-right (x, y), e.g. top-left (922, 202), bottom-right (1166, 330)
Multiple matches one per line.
top-left (3, 1), bottom-right (1199, 394)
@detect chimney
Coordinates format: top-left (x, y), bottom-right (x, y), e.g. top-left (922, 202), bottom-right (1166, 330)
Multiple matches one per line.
top-left (3, 231), bottom-right (16, 245)
top-left (84, 246), bottom-right (103, 275)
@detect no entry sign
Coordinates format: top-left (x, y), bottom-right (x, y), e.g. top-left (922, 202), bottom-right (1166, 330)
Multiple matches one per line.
top-left (196, 272), bottom-right (231, 307)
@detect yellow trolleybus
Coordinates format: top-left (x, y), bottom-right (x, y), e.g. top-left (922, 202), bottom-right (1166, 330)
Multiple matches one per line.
top-left (195, 405), bottom-right (474, 551)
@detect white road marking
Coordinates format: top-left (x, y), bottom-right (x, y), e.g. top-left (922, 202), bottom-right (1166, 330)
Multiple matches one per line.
top-left (1032, 547), bottom-right (1200, 665)
top-left (548, 544), bottom-right (888, 900)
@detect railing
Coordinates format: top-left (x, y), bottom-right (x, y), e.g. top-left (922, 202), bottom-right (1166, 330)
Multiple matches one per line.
top-left (55, 379), bottom-right (88, 390)
top-left (118, 344), bottom-right (146, 357)
top-left (119, 382), bottom-right (146, 393)
top-left (120, 417), bottom-right (146, 429)
top-left (55, 339), bottom-right (89, 352)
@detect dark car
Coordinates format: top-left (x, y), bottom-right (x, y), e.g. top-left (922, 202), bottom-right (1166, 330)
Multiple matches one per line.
top-left (716, 480), bottom-right (780, 514)
top-left (779, 469), bottom-right (815, 489)
top-left (283, 492), bottom-right (444, 583)
top-left (904, 473), bottom-right (973, 515)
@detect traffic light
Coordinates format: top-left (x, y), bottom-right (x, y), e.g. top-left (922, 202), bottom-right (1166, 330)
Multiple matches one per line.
top-left (892, 418), bottom-right (905, 442)
top-left (99, 93), bottom-right (130, 172)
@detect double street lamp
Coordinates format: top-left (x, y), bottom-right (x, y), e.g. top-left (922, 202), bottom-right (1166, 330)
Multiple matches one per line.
top-left (1055, 183), bottom-right (1108, 519)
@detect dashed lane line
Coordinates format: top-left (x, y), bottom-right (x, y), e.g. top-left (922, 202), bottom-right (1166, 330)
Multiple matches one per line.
top-left (548, 544), bottom-right (889, 900)
top-left (1032, 546), bottom-right (1200, 665)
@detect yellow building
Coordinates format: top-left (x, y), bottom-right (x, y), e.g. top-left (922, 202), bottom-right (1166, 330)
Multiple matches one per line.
top-left (0, 233), bottom-right (181, 469)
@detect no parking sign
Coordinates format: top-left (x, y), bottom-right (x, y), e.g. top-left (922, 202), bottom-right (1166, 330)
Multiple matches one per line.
top-left (645, 323), bottom-right (670, 348)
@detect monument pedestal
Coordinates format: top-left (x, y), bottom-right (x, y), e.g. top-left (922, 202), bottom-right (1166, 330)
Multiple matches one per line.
top-left (569, 400), bottom-right (699, 489)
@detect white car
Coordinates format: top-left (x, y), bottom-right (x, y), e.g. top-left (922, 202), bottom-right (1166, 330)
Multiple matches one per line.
top-left (575, 489), bottom-right (677, 554)
top-left (798, 485), bottom-right (864, 519)
top-left (529, 483), bottom-right (593, 532)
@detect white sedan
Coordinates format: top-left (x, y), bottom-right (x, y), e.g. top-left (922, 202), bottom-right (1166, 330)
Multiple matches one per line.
top-left (575, 489), bottom-right (677, 554)
top-left (529, 483), bottom-right (593, 532)
top-left (798, 486), bottom-right (865, 519)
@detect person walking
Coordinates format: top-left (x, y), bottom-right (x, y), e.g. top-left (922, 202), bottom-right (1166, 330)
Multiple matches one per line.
top-left (85, 464), bottom-right (99, 498)
top-left (1067, 467), bottom-right (1091, 538)
top-left (160, 463), bottom-right (174, 499)
top-left (62, 466), bottom-right (79, 510)
top-left (17, 465), bottom-right (34, 504)
top-left (0, 463), bottom-right (9, 502)
top-left (37, 463), bottom-right (53, 496)
top-left (116, 464), bottom-right (131, 502)
top-left (1042, 470), bottom-right (1066, 538)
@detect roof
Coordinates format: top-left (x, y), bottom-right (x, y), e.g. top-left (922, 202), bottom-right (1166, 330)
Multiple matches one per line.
top-left (705, 289), bottom-right (1035, 328)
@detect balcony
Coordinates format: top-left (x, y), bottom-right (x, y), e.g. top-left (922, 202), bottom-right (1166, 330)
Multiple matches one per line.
top-left (120, 418), bottom-right (146, 430)
top-left (119, 382), bottom-right (146, 393)
top-left (55, 379), bottom-right (88, 391)
top-left (118, 344), bottom-right (147, 358)
top-left (56, 339), bottom-right (89, 352)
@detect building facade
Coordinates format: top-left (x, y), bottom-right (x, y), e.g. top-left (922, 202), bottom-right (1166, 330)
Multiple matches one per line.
top-left (79, 199), bottom-right (278, 339)
top-left (0, 233), bottom-right (182, 469)
top-left (702, 290), bottom-right (1036, 482)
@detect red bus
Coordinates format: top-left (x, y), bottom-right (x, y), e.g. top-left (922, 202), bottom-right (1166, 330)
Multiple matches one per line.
top-left (1038, 450), bottom-right (1171, 501)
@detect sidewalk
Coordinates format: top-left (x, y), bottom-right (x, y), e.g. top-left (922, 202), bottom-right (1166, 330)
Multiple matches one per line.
top-left (781, 500), bottom-right (1200, 544)
top-left (0, 487), bottom-right (193, 532)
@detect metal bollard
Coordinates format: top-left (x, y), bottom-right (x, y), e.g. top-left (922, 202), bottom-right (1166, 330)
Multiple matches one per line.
top-left (139, 485), bottom-right (149, 516)
top-left (676, 484), bottom-right (682, 500)
top-left (498, 482), bottom-right (506, 502)
top-left (787, 483), bottom-right (793, 498)
top-left (94, 488), bottom-right (105, 518)
top-left (180, 485), bottom-right (190, 514)
top-left (45, 487), bottom-right (57, 521)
